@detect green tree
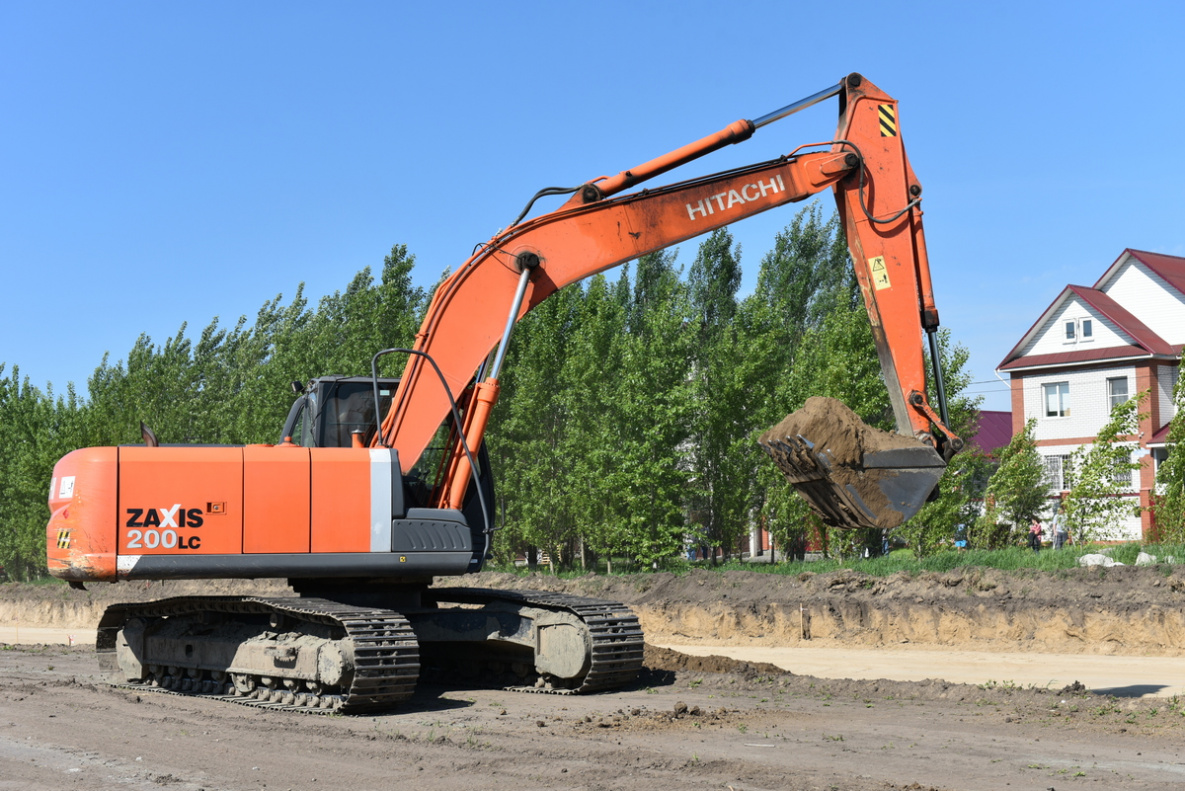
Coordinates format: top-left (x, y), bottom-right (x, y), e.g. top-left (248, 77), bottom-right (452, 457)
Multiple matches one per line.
top-left (896, 330), bottom-right (985, 557)
top-left (1063, 392), bottom-right (1146, 542)
top-left (685, 229), bottom-right (752, 563)
top-left (558, 273), bottom-right (631, 570)
top-left (0, 368), bottom-right (90, 579)
top-left (903, 449), bottom-right (995, 557)
top-left (610, 250), bottom-right (695, 567)
top-left (487, 281), bottom-right (584, 570)
top-left (1153, 356), bottom-right (1185, 540)
top-left (973, 419), bottom-right (1046, 549)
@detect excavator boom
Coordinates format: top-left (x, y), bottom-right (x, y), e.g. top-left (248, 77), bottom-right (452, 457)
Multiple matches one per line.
top-left (379, 73), bottom-right (959, 527)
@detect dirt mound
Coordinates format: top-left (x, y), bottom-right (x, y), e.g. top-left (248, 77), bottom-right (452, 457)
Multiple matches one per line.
top-left (643, 643), bottom-right (782, 677)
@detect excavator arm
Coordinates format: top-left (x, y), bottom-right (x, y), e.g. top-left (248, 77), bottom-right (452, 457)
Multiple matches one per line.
top-left (379, 73), bottom-right (960, 526)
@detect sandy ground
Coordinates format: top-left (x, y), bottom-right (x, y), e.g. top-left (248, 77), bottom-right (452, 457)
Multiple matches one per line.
top-left (0, 627), bottom-right (91, 646)
top-left (3, 644), bottom-right (1185, 791)
top-left (6, 626), bottom-right (1182, 699)
top-left (3, 565), bottom-right (1185, 790)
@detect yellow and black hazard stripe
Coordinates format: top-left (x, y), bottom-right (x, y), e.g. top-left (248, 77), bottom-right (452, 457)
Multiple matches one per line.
top-left (878, 104), bottom-right (897, 137)
top-left (57, 529), bottom-right (71, 549)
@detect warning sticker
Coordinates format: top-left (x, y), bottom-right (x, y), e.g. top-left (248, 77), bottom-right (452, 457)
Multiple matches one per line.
top-left (869, 256), bottom-right (891, 290)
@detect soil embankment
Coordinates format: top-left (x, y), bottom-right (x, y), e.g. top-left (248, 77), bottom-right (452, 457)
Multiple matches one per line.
top-left (6, 565), bottom-right (1185, 657)
top-left (466, 565), bottom-right (1185, 657)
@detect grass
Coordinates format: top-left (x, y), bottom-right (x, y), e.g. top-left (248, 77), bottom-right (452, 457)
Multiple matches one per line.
top-left (486, 541), bottom-right (1185, 580)
top-left (10, 541), bottom-right (1185, 586)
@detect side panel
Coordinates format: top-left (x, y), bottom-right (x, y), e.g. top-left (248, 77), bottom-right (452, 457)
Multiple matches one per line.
top-left (310, 448), bottom-right (371, 553)
top-left (118, 446), bottom-right (244, 556)
top-left (46, 447), bottom-right (119, 581)
top-left (243, 444), bottom-right (311, 553)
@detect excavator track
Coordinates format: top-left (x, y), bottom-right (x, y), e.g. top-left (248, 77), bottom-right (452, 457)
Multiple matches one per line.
top-left (96, 596), bottom-right (419, 715)
top-left (425, 588), bottom-right (645, 694)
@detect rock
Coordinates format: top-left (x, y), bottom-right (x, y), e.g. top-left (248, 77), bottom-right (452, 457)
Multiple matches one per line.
top-left (1078, 554), bottom-right (1125, 568)
top-left (1136, 552), bottom-right (1158, 566)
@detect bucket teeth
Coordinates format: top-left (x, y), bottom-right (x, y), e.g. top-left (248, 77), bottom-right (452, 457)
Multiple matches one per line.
top-left (759, 432), bottom-right (944, 531)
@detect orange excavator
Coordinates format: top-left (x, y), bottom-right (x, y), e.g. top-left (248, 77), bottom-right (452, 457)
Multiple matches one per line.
top-left (46, 74), bottom-right (961, 712)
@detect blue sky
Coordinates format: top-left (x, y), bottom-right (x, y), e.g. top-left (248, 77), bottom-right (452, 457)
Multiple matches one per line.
top-left (2, 1), bottom-right (1182, 413)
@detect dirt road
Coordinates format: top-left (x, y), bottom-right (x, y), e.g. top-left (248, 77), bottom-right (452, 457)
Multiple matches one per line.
top-left (6, 625), bottom-right (1182, 699)
top-left (3, 644), bottom-right (1185, 791)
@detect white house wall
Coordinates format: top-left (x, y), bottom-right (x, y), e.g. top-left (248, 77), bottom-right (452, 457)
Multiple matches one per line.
top-left (1022, 366), bottom-right (1136, 441)
top-left (1101, 258), bottom-right (1185, 344)
top-left (1018, 296), bottom-right (1130, 358)
top-left (1091, 507), bottom-right (1141, 542)
top-left (1036, 443), bottom-right (1141, 542)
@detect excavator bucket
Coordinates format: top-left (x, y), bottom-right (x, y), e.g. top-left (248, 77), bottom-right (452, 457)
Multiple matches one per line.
top-left (758, 397), bottom-right (946, 531)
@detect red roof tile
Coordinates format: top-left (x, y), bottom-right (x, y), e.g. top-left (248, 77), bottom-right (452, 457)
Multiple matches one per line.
top-left (1150, 422), bottom-right (1173, 445)
top-left (969, 410), bottom-right (1012, 455)
top-left (1099, 249), bottom-right (1185, 296)
top-left (999, 343), bottom-right (1154, 371)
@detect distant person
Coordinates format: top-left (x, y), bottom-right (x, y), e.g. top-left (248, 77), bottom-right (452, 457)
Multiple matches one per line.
top-left (1052, 504), bottom-right (1069, 550)
top-left (1027, 519), bottom-right (1043, 552)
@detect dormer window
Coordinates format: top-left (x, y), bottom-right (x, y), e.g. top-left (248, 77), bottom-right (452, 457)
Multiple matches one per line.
top-left (1062, 317), bottom-right (1094, 344)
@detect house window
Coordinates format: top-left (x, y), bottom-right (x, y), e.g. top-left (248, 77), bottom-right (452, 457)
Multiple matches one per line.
top-left (1153, 448), bottom-right (1169, 477)
top-left (1106, 377), bottom-right (1129, 411)
top-left (1111, 457), bottom-right (1133, 488)
top-left (1062, 318), bottom-right (1094, 344)
top-left (1043, 454), bottom-right (1073, 492)
top-left (1044, 382), bottom-right (1070, 417)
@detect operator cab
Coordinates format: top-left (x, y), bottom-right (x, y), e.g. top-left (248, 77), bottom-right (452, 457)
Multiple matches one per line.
top-left (281, 375), bottom-right (395, 449)
top-left (280, 375), bottom-right (495, 567)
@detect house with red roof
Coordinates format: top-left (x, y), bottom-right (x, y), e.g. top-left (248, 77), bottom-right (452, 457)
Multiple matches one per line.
top-left (996, 249), bottom-right (1183, 539)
